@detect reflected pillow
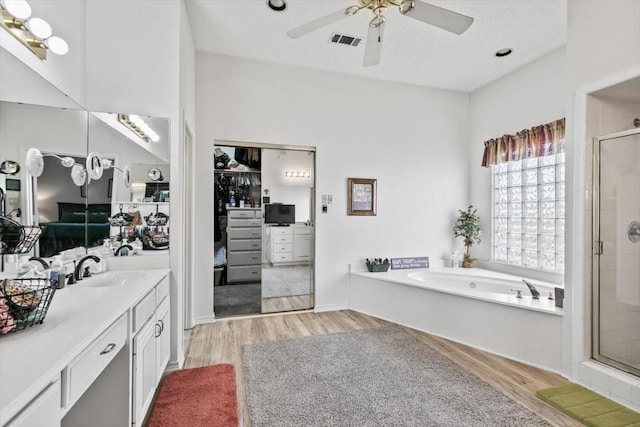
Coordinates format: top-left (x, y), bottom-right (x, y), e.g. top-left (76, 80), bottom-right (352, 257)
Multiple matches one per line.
top-left (88, 212), bottom-right (108, 223)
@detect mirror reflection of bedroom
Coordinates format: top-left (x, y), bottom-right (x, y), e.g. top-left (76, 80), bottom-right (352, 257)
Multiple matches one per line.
top-left (214, 143), bottom-right (315, 317)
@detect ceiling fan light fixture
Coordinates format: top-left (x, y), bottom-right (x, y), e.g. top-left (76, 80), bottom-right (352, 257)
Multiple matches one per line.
top-left (495, 48), bottom-right (513, 58)
top-left (266, 0), bottom-right (286, 12)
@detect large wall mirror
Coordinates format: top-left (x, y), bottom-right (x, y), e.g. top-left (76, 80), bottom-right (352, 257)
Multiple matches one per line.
top-left (0, 47), bottom-right (170, 262)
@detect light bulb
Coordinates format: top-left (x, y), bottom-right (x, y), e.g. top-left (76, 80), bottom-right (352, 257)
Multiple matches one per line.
top-left (1, 0), bottom-right (31, 20)
top-left (285, 171), bottom-right (292, 177)
top-left (25, 17), bottom-right (52, 39)
top-left (149, 132), bottom-right (160, 142)
top-left (60, 157), bottom-right (75, 168)
top-left (70, 164), bottom-right (86, 186)
top-left (304, 172), bottom-right (310, 178)
top-left (44, 36), bottom-right (68, 55)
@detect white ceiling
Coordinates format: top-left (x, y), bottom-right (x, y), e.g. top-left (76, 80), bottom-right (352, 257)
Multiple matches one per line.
top-left (185, 0), bottom-right (567, 92)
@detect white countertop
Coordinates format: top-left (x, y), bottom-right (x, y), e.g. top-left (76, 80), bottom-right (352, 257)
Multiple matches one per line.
top-left (0, 268), bottom-right (170, 425)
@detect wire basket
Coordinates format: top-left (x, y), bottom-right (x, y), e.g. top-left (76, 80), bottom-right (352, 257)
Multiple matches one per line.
top-left (365, 258), bottom-right (390, 272)
top-left (0, 278), bottom-right (56, 335)
top-left (0, 216), bottom-right (45, 255)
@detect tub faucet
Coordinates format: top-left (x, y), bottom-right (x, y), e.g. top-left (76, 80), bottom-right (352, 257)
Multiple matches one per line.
top-left (74, 255), bottom-right (101, 281)
top-left (114, 244), bottom-right (133, 256)
top-left (522, 279), bottom-right (540, 299)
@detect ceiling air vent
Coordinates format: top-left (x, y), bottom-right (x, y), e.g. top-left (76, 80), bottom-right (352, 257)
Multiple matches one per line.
top-left (329, 33), bottom-right (362, 47)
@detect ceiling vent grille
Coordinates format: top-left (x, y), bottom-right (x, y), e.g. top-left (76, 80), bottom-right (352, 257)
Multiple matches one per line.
top-left (329, 33), bottom-right (362, 47)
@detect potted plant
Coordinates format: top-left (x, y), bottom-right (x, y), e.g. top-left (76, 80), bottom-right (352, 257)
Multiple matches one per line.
top-left (453, 205), bottom-right (482, 268)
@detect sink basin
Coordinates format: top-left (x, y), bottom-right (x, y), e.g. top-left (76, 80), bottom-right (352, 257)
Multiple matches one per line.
top-left (82, 271), bottom-right (146, 287)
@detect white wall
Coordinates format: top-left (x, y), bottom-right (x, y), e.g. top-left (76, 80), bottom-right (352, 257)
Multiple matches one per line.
top-left (468, 47), bottom-right (568, 264)
top-left (194, 53), bottom-right (470, 320)
top-left (84, 0), bottom-right (186, 367)
top-left (0, 1), bottom-right (87, 106)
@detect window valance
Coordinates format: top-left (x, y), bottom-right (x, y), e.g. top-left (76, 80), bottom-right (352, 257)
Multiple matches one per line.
top-left (481, 118), bottom-right (565, 167)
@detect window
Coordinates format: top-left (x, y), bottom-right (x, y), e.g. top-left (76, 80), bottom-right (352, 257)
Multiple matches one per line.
top-left (492, 153), bottom-right (565, 273)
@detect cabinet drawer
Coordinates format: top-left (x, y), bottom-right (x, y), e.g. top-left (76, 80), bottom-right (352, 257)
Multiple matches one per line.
top-left (156, 276), bottom-right (170, 304)
top-left (293, 227), bottom-right (312, 235)
top-left (227, 265), bottom-right (261, 282)
top-left (227, 228), bottom-right (261, 239)
top-left (228, 239), bottom-right (261, 251)
top-left (133, 290), bottom-right (156, 333)
top-left (271, 227), bottom-right (292, 236)
top-left (65, 315), bottom-right (127, 409)
top-left (272, 253), bottom-right (293, 262)
top-left (228, 251), bottom-right (261, 266)
top-left (228, 209), bottom-right (257, 219)
top-left (273, 243), bottom-right (293, 254)
top-left (273, 235), bottom-right (293, 244)
top-left (228, 218), bottom-right (262, 228)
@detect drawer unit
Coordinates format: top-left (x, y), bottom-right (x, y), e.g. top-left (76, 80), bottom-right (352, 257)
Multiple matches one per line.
top-left (226, 207), bottom-right (262, 286)
top-left (228, 218), bottom-right (262, 228)
top-left (272, 253), bottom-right (293, 263)
top-left (64, 315), bottom-right (127, 409)
top-left (133, 290), bottom-right (155, 333)
top-left (228, 239), bottom-right (261, 251)
top-left (156, 276), bottom-right (170, 304)
top-left (269, 225), bottom-right (313, 265)
top-left (228, 251), bottom-right (261, 266)
top-left (227, 228), bottom-right (261, 239)
top-left (273, 243), bottom-right (293, 254)
top-left (228, 209), bottom-right (257, 219)
top-left (272, 234), bottom-right (293, 244)
top-left (227, 265), bottom-right (261, 282)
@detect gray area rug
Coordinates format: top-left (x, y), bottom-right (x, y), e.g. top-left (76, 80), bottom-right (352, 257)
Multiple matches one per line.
top-left (243, 325), bottom-right (550, 427)
top-left (261, 265), bottom-right (311, 298)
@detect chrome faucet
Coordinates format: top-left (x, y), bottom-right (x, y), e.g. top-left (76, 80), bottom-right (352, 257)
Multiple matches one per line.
top-left (74, 255), bottom-right (101, 281)
top-left (522, 279), bottom-right (540, 299)
top-left (114, 244), bottom-right (133, 256)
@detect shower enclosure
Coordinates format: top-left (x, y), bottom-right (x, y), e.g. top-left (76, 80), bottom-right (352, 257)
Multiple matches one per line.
top-left (593, 128), bottom-right (640, 376)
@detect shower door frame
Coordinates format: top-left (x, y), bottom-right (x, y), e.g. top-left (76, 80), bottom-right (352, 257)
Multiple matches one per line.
top-left (592, 127), bottom-right (640, 376)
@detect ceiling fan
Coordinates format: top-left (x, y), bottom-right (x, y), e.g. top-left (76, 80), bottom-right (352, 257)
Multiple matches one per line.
top-left (287, 0), bottom-right (474, 67)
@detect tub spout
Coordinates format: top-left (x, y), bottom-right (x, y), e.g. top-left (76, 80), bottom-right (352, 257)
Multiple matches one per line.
top-left (522, 279), bottom-right (540, 299)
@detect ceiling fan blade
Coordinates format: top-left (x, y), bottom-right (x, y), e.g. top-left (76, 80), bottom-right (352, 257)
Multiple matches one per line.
top-left (401, 1), bottom-right (473, 35)
top-left (287, 7), bottom-right (355, 39)
top-left (363, 21), bottom-right (385, 67)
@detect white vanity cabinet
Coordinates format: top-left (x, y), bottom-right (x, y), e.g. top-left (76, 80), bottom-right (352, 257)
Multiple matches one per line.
top-left (6, 380), bottom-right (61, 427)
top-left (132, 275), bottom-right (170, 426)
top-left (269, 225), bottom-right (313, 265)
top-left (0, 270), bottom-right (171, 427)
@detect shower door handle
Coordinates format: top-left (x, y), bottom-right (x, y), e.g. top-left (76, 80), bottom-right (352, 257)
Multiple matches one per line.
top-left (629, 221), bottom-right (640, 243)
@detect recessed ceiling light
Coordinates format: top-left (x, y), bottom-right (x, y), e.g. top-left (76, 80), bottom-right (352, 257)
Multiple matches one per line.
top-left (266, 0), bottom-right (287, 12)
top-left (495, 48), bottom-right (513, 58)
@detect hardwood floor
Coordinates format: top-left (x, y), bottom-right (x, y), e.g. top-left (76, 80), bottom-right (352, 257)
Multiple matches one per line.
top-left (184, 310), bottom-right (582, 427)
top-left (261, 294), bottom-right (312, 313)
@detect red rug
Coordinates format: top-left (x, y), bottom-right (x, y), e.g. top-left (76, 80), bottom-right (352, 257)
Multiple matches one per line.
top-left (147, 363), bottom-right (238, 427)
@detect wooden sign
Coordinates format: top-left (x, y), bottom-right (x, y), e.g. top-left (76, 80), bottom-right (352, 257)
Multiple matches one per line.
top-left (391, 257), bottom-right (429, 270)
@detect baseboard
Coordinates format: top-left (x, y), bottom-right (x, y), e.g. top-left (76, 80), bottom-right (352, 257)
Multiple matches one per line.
top-left (314, 304), bottom-right (349, 312)
top-left (195, 314), bottom-right (216, 325)
top-left (166, 355), bottom-right (184, 372)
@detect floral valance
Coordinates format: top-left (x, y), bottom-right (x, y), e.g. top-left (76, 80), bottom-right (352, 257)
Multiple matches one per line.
top-left (481, 118), bottom-right (565, 167)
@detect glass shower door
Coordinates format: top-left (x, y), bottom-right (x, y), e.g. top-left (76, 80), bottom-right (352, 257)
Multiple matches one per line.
top-left (593, 129), bottom-right (640, 375)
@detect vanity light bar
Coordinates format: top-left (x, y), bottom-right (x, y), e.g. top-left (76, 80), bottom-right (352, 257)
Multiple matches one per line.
top-left (0, 0), bottom-right (69, 60)
top-left (285, 171), bottom-right (310, 178)
top-left (117, 114), bottom-right (160, 143)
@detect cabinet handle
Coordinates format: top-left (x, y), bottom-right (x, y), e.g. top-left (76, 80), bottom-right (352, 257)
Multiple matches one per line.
top-left (159, 319), bottom-right (165, 334)
top-left (100, 343), bottom-right (117, 355)
top-left (155, 323), bottom-right (162, 338)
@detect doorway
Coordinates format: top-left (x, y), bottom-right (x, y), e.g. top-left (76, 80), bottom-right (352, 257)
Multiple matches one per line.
top-left (213, 141), bottom-right (315, 317)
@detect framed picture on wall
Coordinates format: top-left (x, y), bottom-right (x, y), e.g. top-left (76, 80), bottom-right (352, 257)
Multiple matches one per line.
top-left (347, 177), bottom-right (377, 216)
top-left (80, 184), bottom-right (86, 198)
top-left (107, 179), bottom-right (113, 198)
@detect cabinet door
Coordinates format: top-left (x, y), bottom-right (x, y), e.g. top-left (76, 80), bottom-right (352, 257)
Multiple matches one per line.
top-left (155, 298), bottom-right (170, 384)
top-left (294, 235), bottom-right (312, 261)
top-left (7, 380), bottom-right (61, 427)
top-left (133, 319), bottom-right (156, 425)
